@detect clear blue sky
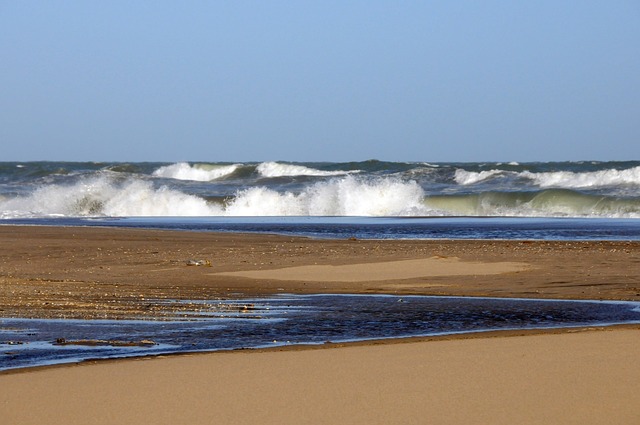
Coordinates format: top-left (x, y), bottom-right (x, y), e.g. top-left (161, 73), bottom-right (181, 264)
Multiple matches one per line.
top-left (1, 1), bottom-right (639, 162)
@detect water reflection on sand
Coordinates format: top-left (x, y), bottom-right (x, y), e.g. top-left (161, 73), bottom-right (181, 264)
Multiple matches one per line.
top-left (2, 294), bottom-right (640, 371)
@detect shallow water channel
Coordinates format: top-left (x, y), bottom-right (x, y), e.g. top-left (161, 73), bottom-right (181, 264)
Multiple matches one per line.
top-left (2, 294), bottom-right (640, 371)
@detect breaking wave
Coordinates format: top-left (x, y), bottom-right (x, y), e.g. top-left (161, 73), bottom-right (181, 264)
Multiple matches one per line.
top-left (152, 162), bottom-right (240, 181)
top-left (0, 176), bottom-right (221, 218)
top-left (151, 161), bottom-right (355, 182)
top-left (454, 169), bottom-right (505, 185)
top-left (225, 176), bottom-right (426, 216)
top-left (425, 190), bottom-right (640, 218)
top-left (455, 166), bottom-right (640, 188)
top-left (2, 161), bottom-right (640, 219)
top-left (522, 166), bottom-right (640, 188)
top-left (0, 175), bottom-right (425, 218)
top-left (256, 162), bottom-right (354, 178)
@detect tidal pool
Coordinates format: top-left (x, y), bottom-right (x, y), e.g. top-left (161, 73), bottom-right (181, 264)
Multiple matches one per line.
top-left (2, 294), bottom-right (640, 371)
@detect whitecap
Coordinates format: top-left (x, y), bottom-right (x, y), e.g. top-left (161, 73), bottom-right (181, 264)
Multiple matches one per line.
top-left (152, 162), bottom-right (240, 181)
top-left (225, 175), bottom-right (428, 216)
top-left (0, 175), bottom-right (222, 217)
top-left (256, 162), bottom-right (354, 178)
top-left (521, 166), bottom-right (640, 188)
top-left (454, 169), bottom-right (505, 185)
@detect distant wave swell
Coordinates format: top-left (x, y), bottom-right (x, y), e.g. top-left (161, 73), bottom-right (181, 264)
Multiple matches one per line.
top-left (256, 162), bottom-right (356, 178)
top-left (425, 189), bottom-right (640, 218)
top-left (1, 160), bottom-right (640, 219)
top-left (455, 166), bottom-right (640, 188)
top-left (152, 162), bottom-right (241, 181)
top-left (1, 174), bottom-right (639, 219)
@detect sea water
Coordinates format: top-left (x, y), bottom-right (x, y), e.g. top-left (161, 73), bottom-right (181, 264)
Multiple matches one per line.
top-left (2, 295), bottom-right (640, 371)
top-left (1, 160), bottom-right (640, 219)
top-left (2, 161), bottom-right (640, 370)
top-left (5, 216), bottom-right (640, 241)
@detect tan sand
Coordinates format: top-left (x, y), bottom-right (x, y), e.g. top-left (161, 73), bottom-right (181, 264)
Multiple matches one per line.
top-left (1, 226), bottom-right (640, 423)
top-left (1, 226), bottom-right (638, 319)
top-left (1, 328), bottom-right (639, 425)
top-left (215, 257), bottom-right (529, 282)
top-left (215, 256), bottom-right (531, 282)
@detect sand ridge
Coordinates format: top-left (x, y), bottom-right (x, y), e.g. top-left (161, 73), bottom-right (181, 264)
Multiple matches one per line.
top-left (215, 256), bottom-right (531, 282)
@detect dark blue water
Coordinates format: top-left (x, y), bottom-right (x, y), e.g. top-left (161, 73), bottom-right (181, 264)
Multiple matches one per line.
top-left (2, 295), bottom-right (640, 371)
top-left (4, 216), bottom-right (640, 240)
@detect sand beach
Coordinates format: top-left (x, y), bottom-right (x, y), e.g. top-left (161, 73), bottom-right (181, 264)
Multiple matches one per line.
top-left (3, 0), bottom-right (639, 421)
top-left (1, 226), bottom-right (639, 424)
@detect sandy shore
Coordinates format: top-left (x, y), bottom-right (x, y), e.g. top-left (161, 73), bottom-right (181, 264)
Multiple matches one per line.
top-left (1, 328), bottom-right (638, 425)
top-left (1, 226), bottom-right (640, 423)
top-left (1, 226), bottom-right (639, 319)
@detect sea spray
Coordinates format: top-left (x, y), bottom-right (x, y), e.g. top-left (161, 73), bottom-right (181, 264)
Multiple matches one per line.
top-left (152, 162), bottom-right (240, 181)
top-left (0, 175), bottom-right (221, 217)
top-left (455, 166), bottom-right (640, 190)
top-left (454, 169), bottom-right (507, 185)
top-left (225, 175), bottom-right (428, 216)
top-left (521, 166), bottom-right (640, 189)
top-left (1, 160), bottom-right (640, 218)
top-left (256, 161), bottom-right (355, 178)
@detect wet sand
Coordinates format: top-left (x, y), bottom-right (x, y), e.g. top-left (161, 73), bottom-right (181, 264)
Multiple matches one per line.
top-left (1, 226), bottom-right (640, 423)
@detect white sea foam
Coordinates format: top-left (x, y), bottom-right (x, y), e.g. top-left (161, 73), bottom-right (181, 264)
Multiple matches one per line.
top-left (0, 176), bottom-right (221, 217)
top-left (454, 169), bottom-right (505, 185)
top-left (2, 170), bottom-right (640, 219)
top-left (0, 175), bottom-right (427, 218)
top-left (521, 166), bottom-right (640, 188)
top-left (101, 181), bottom-right (222, 216)
top-left (152, 162), bottom-right (240, 181)
top-left (455, 166), bottom-right (640, 189)
top-left (256, 162), bottom-right (354, 178)
top-left (225, 175), bottom-right (428, 216)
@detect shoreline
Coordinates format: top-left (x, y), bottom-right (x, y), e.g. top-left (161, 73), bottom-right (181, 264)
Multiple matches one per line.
top-left (3, 303), bottom-right (639, 376)
top-left (4, 321), bottom-right (639, 376)
top-left (2, 327), bottom-right (639, 424)
top-left (1, 225), bottom-right (639, 321)
top-left (1, 225), bottom-right (639, 423)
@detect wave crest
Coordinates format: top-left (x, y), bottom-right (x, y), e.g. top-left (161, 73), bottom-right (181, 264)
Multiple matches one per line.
top-left (0, 176), bottom-right (221, 217)
top-left (454, 169), bottom-right (506, 185)
top-left (424, 189), bottom-right (640, 218)
top-left (152, 163), bottom-right (240, 181)
top-left (256, 162), bottom-right (354, 178)
top-left (522, 166), bottom-right (640, 188)
top-left (225, 176), bottom-right (427, 216)
top-left (3, 169), bottom-right (640, 219)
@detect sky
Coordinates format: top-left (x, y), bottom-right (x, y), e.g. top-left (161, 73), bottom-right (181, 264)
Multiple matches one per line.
top-left (1, 1), bottom-right (639, 163)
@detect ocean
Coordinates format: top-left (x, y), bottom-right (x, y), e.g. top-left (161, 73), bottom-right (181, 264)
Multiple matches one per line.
top-left (3, 161), bottom-right (640, 370)
top-left (1, 160), bottom-right (640, 239)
